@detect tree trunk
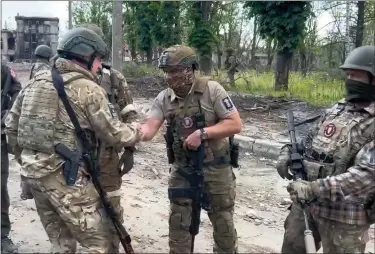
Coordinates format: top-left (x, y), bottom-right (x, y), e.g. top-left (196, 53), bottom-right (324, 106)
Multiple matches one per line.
top-left (355, 1), bottom-right (365, 48)
top-left (274, 51), bottom-right (293, 91)
top-left (146, 48), bottom-right (153, 65)
top-left (217, 50), bottom-right (222, 70)
top-left (266, 39), bottom-right (275, 71)
top-left (250, 16), bottom-right (258, 69)
top-left (300, 51), bottom-right (307, 76)
top-left (200, 55), bottom-right (212, 75)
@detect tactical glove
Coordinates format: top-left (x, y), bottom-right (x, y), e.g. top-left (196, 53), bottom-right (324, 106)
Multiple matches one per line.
top-left (287, 180), bottom-right (318, 203)
top-left (275, 143), bottom-right (305, 180)
top-left (118, 147), bottom-right (135, 176)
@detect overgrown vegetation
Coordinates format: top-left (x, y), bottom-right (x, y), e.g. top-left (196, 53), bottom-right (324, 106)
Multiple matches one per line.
top-left (72, 1), bottom-right (373, 106)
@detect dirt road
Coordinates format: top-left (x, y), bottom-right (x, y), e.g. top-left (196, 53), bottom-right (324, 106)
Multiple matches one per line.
top-left (6, 65), bottom-right (374, 253)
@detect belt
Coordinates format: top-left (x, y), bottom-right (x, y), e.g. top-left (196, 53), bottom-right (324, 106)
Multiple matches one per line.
top-left (176, 155), bottom-right (230, 168)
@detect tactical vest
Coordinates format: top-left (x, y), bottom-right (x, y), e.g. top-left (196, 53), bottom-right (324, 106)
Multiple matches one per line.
top-left (18, 71), bottom-right (84, 154)
top-left (166, 77), bottom-right (231, 168)
top-left (29, 62), bottom-right (50, 79)
top-left (304, 102), bottom-right (375, 181)
top-left (100, 69), bottom-right (120, 120)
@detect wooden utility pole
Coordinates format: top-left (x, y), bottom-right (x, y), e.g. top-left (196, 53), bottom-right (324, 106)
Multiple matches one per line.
top-left (112, 1), bottom-right (123, 71)
top-left (68, 0), bottom-right (73, 29)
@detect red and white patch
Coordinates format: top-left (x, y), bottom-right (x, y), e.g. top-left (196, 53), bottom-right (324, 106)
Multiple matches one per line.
top-left (182, 117), bottom-right (193, 129)
top-left (324, 123), bottom-right (336, 137)
top-left (10, 68), bottom-right (17, 78)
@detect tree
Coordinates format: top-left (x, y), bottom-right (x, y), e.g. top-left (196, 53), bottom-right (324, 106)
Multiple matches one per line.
top-left (244, 1), bottom-right (313, 90)
top-left (72, 1), bottom-right (112, 46)
top-left (187, 1), bottom-right (219, 75)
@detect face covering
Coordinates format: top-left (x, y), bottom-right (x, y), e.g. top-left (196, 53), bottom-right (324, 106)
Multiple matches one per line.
top-left (345, 79), bottom-right (375, 102)
top-left (167, 68), bottom-right (194, 98)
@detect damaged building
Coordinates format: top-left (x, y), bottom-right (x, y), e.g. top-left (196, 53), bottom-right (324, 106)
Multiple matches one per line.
top-left (1, 29), bottom-right (16, 62)
top-left (14, 15), bottom-right (59, 61)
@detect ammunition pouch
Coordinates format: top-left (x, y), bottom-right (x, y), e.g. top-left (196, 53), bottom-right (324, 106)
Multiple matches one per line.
top-left (303, 156), bottom-right (336, 181)
top-left (229, 137), bottom-right (239, 168)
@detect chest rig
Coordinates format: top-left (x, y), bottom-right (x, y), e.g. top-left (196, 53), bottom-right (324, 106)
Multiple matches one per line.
top-left (305, 102), bottom-right (375, 180)
top-left (165, 77), bottom-right (231, 168)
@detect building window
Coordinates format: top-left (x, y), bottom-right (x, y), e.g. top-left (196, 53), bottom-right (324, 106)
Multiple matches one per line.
top-left (1, 39), bottom-right (3, 50)
top-left (7, 37), bottom-right (15, 50)
top-left (25, 42), bottom-right (29, 51)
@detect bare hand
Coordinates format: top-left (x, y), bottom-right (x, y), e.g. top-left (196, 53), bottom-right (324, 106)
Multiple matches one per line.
top-left (183, 130), bottom-right (201, 151)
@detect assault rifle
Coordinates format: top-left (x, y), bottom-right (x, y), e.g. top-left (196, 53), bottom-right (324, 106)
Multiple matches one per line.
top-left (189, 143), bottom-right (205, 253)
top-left (51, 67), bottom-right (134, 254)
top-left (287, 110), bottom-right (316, 254)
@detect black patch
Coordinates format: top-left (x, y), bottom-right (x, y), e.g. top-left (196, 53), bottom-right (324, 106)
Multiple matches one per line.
top-left (108, 103), bottom-right (119, 119)
top-left (222, 96), bottom-right (234, 110)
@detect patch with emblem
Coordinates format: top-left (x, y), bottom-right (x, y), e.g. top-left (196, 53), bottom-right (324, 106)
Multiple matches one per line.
top-left (182, 117), bottom-right (194, 129)
top-left (108, 103), bottom-right (119, 119)
top-left (324, 123), bottom-right (336, 137)
top-left (222, 96), bottom-right (234, 110)
top-left (10, 68), bottom-right (17, 79)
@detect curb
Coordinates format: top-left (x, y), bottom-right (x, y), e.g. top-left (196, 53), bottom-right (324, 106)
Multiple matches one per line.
top-left (234, 135), bottom-right (283, 160)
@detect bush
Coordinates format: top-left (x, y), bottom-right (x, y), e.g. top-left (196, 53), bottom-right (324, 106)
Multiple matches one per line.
top-left (123, 62), bottom-right (164, 78)
top-left (212, 70), bottom-right (345, 107)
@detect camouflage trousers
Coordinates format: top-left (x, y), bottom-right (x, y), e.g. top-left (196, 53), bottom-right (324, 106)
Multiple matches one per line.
top-left (25, 169), bottom-right (110, 253)
top-left (281, 204), bottom-right (370, 254)
top-left (168, 164), bottom-right (238, 254)
top-left (99, 146), bottom-right (124, 253)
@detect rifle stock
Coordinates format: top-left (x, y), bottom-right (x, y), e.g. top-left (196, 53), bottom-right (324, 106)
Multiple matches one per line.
top-left (287, 110), bottom-right (316, 254)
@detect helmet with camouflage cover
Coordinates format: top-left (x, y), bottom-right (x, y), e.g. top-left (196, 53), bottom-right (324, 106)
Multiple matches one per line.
top-left (74, 23), bottom-right (105, 38)
top-left (340, 45), bottom-right (375, 77)
top-left (35, 45), bottom-right (53, 59)
top-left (74, 23), bottom-right (110, 62)
top-left (57, 27), bottom-right (108, 60)
top-left (158, 45), bottom-right (199, 70)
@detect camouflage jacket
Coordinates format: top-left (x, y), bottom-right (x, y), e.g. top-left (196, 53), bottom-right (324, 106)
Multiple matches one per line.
top-left (5, 58), bottom-right (140, 178)
top-left (29, 59), bottom-right (51, 79)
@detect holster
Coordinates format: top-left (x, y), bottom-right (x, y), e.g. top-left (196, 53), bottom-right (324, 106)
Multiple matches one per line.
top-left (118, 147), bottom-right (135, 176)
top-left (229, 137), bottom-right (239, 168)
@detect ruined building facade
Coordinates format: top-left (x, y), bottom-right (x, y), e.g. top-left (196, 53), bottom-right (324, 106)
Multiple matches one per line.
top-left (14, 16), bottom-right (59, 61)
top-left (1, 29), bottom-right (16, 62)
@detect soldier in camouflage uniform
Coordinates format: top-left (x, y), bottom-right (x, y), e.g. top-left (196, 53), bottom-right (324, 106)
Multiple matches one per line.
top-left (29, 44), bottom-right (53, 79)
top-left (75, 23), bottom-right (137, 253)
top-left (224, 48), bottom-right (237, 87)
top-left (276, 45), bottom-right (375, 253)
top-left (5, 27), bottom-right (141, 253)
top-left (20, 45), bottom-right (54, 201)
top-left (139, 45), bottom-right (242, 253)
top-left (1, 61), bottom-right (21, 253)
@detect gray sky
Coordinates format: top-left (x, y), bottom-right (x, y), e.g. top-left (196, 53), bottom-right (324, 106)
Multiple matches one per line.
top-left (1, 1), bottom-right (333, 38)
top-left (2, 1), bottom-right (69, 35)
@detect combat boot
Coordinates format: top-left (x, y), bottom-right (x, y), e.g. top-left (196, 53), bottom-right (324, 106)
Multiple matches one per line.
top-left (1, 237), bottom-right (18, 253)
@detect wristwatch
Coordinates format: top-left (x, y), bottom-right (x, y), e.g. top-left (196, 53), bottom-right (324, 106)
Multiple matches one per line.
top-left (200, 128), bottom-right (208, 141)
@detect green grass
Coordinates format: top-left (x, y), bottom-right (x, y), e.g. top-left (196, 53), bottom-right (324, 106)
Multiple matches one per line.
top-left (123, 63), bottom-right (345, 107)
top-left (212, 70), bottom-right (345, 107)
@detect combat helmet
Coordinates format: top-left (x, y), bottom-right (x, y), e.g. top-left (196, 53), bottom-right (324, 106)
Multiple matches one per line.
top-left (57, 27), bottom-right (108, 66)
top-left (340, 46), bottom-right (375, 78)
top-left (74, 23), bottom-right (105, 38)
top-left (158, 45), bottom-right (199, 70)
top-left (34, 45), bottom-right (53, 59)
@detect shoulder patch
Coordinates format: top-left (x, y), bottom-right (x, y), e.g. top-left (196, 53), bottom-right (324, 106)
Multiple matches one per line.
top-left (10, 68), bottom-right (17, 78)
top-left (221, 96), bottom-right (234, 110)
